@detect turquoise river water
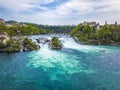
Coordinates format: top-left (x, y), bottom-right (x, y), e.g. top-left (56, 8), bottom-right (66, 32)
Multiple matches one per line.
top-left (0, 35), bottom-right (120, 90)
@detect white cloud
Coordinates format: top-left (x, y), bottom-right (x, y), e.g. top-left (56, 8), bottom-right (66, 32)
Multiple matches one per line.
top-left (53, 0), bottom-right (120, 16)
top-left (0, 0), bottom-right (120, 25)
top-left (54, 0), bottom-right (94, 16)
top-left (0, 0), bottom-right (55, 12)
top-left (94, 0), bottom-right (120, 13)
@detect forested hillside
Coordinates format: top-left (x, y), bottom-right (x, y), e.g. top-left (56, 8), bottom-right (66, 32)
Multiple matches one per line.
top-left (70, 24), bottom-right (120, 45)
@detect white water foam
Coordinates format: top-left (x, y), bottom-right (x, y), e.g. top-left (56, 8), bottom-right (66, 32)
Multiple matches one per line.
top-left (27, 35), bottom-right (99, 80)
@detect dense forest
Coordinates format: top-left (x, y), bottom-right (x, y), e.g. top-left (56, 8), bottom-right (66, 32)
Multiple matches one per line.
top-left (38, 25), bottom-right (76, 33)
top-left (0, 23), bottom-right (47, 36)
top-left (0, 20), bottom-right (75, 36)
top-left (1, 20), bottom-right (120, 45)
top-left (70, 24), bottom-right (120, 45)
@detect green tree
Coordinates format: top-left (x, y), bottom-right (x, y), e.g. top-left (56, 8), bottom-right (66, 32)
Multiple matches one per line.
top-left (70, 24), bottom-right (81, 36)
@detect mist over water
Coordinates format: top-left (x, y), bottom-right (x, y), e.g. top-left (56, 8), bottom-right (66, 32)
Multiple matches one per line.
top-left (0, 35), bottom-right (120, 90)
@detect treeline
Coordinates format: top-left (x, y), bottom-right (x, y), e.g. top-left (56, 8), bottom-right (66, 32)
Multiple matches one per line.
top-left (70, 24), bottom-right (120, 45)
top-left (0, 23), bottom-right (49, 36)
top-left (0, 19), bottom-right (76, 36)
top-left (38, 25), bottom-right (76, 33)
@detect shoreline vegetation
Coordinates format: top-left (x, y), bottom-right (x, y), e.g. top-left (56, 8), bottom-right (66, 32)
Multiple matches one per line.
top-left (0, 32), bottom-right (63, 53)
top-left (70, 22), bottom-right (120, 46)
top-left (0, 18), bottom-right (120, 53)
top-left (0, 18), bottom-right (73, 53)
top-left (0, 33), bottom-right (40, 53)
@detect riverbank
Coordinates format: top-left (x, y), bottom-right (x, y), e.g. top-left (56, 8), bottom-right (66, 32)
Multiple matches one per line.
top-left (0, 32), bottom-right (120, 53)
top-left (0, 34), bottom-right (40, 53)
top-left (73, 36), bottom-right (120, 46)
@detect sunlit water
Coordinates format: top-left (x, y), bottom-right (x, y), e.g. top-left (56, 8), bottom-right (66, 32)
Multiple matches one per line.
top-left (0, 35), bottom-right (120, 90)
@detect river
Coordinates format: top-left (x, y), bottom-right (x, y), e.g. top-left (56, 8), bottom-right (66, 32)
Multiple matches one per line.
top-left (0, 35), bottom-right (120, 90)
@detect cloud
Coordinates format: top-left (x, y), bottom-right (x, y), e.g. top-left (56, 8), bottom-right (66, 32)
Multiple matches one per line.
top-left (94, 0), bottom-right (120, 12)
top-left (52, 0), bottom-right (120, 16)
top-left (0, 0), bottom-right (55, 12)
top-left (54, 0), bottom-right (94, 16)
top-left (0, 0), bottom-right (120, 25)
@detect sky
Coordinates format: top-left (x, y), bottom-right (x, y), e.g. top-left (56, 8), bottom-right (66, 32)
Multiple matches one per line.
top-left (0, 0), bottom-right (120, 25)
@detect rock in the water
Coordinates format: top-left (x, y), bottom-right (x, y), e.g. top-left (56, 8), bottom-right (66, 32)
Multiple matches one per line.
top-left (35, 39), bottom-right (40, 43)
top-left (49, 37), bottom-right (63, 49)
top-left (0, 39), bottom-right (20, 53)
top-left (23, 38), bottom-right (40, 51)
top-left (45, 39), bottom-right (50, 43)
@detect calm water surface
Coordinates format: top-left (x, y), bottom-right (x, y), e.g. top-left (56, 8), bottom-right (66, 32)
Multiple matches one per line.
top-left (0, 35), bottom-right (120, 90)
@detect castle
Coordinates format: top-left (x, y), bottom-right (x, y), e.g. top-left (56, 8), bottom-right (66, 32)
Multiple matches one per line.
top-left (82, 21), bottom-right (100, 30)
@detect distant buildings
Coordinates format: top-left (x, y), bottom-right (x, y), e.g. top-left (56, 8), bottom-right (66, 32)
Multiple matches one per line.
top-left (0, 18), bottom-right (27, 27)
top-left (115, 21), bottom-right (117, 26)
top-left (104, 21), bottom-right (118, 26)
top-left (0, 18), bottom-right (5, 24)
top-left (82, 21), bottom-right (100, 30)
top-left (82, 21), bottom-right (119, 31)
top-left (83, 21), bottom-right (96, 26)
top-left (113, 21), bottom-right (118, 26)
top-left (5, 23), bottom-right (13, 27)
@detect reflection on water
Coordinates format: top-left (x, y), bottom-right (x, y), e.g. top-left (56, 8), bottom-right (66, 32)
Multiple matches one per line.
top-left (0, 35), bottom-right (120, 90)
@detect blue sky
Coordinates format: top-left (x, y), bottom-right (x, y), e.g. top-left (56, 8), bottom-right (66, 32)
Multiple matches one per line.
top-left (0, 0), bottom-right (120, 25)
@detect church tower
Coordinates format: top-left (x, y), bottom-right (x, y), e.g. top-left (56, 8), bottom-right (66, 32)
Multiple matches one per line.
top-left (105, 21), bottom-right (107, 25)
